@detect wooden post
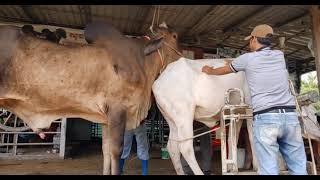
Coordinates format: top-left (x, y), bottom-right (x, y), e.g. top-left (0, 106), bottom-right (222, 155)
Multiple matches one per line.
top-left (310, 5), bottom-right (320, 91)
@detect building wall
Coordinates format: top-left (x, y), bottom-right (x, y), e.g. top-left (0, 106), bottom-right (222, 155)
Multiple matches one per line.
top-left (0, 22), bottom-right (87, 45)
top-left (66, 119), bottom-right (92, 141)
top-left (180, 46), bottom-right (204, 59)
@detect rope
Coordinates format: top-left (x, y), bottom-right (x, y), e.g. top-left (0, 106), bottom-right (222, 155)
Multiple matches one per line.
top-left (156, 40), bottom-right (184, 74)
top-left (163, 42), bottom-right (184, 57)
top-left (149, 5), bottom-right (160, 35)
top-left (168, 123), bottom-right (230, 142)
top-left (157, 49), bottom-right (164, 73)
top-left (156, 5), bottom-right (160, 25)
top-left (147, 5), bottom-right (184, 74)
top-left (160, 48), bottom-right (165, 73)
top-left (149, 6), bottom-right (157, 35)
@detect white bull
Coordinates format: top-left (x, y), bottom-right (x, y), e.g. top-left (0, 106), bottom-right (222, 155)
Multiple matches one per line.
top-left (152, 57), bottom-right (255, 175)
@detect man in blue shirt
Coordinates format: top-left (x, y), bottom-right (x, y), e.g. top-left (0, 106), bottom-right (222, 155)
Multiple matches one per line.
top-left (202, 24), bottom-right (307, 175)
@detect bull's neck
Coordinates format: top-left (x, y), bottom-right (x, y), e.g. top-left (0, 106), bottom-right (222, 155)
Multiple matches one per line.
top-left (141, 48), bottom-right (180, 113)
top-left (144, 50), bottom-right (180, 81)
top-left (144, 52), bottom-right (163, 83)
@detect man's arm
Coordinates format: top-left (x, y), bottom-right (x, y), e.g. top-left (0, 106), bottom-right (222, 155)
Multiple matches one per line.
top-left (202, 54), bottom-right (249, 75)
top-left (202, 65), bottom-right (233, 75)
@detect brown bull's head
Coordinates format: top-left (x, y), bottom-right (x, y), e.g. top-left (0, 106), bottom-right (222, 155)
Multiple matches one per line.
top-left (144, 22), bottom-right (180, 65)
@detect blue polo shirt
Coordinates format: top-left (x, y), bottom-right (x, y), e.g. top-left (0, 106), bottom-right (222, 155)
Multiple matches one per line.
top-left (230, 47), bottom-right (296, 112)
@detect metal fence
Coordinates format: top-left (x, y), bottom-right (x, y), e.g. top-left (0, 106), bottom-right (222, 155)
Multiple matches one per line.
top-left (0, 116), bottom-right (67, 160)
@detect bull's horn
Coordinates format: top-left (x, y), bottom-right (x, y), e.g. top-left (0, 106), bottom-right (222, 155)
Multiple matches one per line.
top-left (159, 22), bottom-right (168, 29)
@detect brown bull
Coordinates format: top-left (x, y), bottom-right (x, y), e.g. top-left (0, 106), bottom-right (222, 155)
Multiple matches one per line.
top-left (0, 22), bottom-right (181, 174)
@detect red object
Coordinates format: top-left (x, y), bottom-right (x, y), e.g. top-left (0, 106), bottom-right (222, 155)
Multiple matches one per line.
top-left (211, 124), bottom-right (229, 158)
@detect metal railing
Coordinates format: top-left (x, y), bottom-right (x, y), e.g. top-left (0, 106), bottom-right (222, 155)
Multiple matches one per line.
top-left (0, 118), bottom-right (67, 159)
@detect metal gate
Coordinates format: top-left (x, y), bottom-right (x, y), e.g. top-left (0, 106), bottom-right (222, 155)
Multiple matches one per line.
top-left (0, 108), bottom-right (67, 160)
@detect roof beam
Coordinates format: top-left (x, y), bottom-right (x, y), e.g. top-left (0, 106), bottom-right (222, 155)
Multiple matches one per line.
top-left (78, 5), bottom-right (92, 26)
top-left (211, 7), bottom-right (309, 47)
top-left (0, 16), bottom-right (142, 36)
top-left (238, 28), bottom-right (310, 50)
top-left (222, 5), bottom-right (273, 34)
top-left (240, 42), bottom-right (249, 50)
top-left (285, 41), bottom-right (309, 50)
top-left (0, 16), bottom-right (82, 29)
top-left (200, 6), bottom-right (273, 38)
top-left (286, 49), bottom-right (301, 57)
top-left (20, 5), bottom-right (42, 24)
top-left (212, 6), bottom-right (273, 45)
top-left (0, 16), bottom-right (33, 24)
top-left (182, 5), bottom-right (219, 36)
top-left (139, 5), bottom-right (153, 33)
top-left (273, 11), bottom-right (309, 29)
top-left (271, 29), bottom-right (308, 48)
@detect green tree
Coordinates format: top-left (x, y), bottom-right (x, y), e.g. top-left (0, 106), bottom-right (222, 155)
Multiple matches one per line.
top-left (300, 72), bottom-right (320, 111)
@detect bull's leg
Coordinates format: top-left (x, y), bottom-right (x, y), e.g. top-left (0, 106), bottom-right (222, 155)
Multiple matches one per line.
top-left (102, 124), bottom-right (111, 175)
top-left (178, 121), bottom-right (203, 175)
top-left (167, 124), bottom-right (185, 175)
top-left (161, 112), bottom-right (185, 175)
top-left (156, 99), bottom-right (201, 174)
top-left (167, 139), bottom-right (185, 175)
top-left (102, 109), bottom-right (126, 175)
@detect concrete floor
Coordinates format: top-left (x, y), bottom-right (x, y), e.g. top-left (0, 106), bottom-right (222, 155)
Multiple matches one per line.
top-left (0, 142), bottom-right (224, 175)
top-left (0, 142), bottom-right (318, 175)
top-left (0, 153), bottom-right (178, 175)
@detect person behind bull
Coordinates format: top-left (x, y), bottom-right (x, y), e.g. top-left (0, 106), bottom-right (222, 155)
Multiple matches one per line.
top-left (201, 24), bottom-right (307, 175)
top-left (119, 120), bottom-right (149, 175)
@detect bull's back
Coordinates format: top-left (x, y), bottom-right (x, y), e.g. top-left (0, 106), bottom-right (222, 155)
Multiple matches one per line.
top-left (2, 36), bottom-right (146, 109)
top-left (153, 58), bottom-right (197, 101)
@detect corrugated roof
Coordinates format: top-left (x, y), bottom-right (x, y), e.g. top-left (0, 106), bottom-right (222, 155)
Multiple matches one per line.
top-left (0, 5), bottom-right (315, 73)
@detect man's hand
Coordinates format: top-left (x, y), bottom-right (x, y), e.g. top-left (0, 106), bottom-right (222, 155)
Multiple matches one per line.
top-left (202, 64), bottom-right (233, 75)
top-left (202, 65), bottom-right (213, 74)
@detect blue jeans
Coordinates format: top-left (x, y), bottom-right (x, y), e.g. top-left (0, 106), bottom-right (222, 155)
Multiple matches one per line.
top-left (121, 122), bottom-right (149, 160)
top-left (253, 112), bottom-right (307, 175)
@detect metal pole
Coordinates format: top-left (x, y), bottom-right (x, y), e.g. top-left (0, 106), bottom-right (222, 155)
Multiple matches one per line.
top-left (59, 118), bottom-right (67, 159)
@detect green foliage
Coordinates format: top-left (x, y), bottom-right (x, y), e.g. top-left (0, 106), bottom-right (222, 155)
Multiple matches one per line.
top-left (300, 72), bottom-right (320, 111)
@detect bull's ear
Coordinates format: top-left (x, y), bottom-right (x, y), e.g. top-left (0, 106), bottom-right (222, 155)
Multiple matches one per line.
top-left (144, 37), bottom-right (164, 56)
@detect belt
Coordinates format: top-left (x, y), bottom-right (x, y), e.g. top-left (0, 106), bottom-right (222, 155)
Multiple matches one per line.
top-left (253, 106), bottom-right (296, 116)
